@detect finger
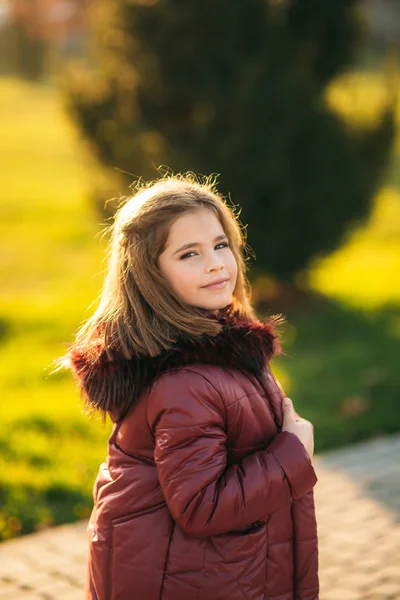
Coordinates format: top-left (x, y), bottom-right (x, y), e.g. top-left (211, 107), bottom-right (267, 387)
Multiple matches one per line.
top-left (282, 397), bottom-right (295, 422)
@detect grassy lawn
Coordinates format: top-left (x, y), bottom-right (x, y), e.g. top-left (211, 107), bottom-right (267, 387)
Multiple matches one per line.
top-left (0, 79), bottom-right (110, 540)
top-left (0, 75), bottom-right (399, 541)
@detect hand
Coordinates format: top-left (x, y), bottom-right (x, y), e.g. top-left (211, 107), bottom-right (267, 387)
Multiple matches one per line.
top-left (281, 397), bottom-right (314, 460)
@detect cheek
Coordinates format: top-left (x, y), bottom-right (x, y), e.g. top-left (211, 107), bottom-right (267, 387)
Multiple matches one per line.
top-left (169, 262), bottom-right (199, 291)
top-left (159, 257), bottom-right (182, 291)
top-left (227, 251), bottom-right (238, 278)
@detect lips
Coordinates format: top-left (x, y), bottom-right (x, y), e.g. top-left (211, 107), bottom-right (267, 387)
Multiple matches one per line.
top-left (202, 278), bottom-right (229, 288)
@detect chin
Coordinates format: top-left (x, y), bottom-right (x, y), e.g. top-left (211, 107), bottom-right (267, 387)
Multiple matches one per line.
top-left (196, 295), bottom-right (233, 311)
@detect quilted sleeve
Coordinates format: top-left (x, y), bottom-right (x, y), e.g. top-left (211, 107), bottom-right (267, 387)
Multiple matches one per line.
top-left (292, 489), bottom-right (319, 600)
top-left (146, 368), bottom-right (318, 538)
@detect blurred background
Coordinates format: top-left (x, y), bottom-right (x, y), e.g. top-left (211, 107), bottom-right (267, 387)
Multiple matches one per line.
top-left (0, 0), bottom-right (399, 573)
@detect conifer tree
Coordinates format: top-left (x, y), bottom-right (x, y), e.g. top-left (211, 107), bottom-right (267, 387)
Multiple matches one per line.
top-left (66, 0), bottom-right (395, 280)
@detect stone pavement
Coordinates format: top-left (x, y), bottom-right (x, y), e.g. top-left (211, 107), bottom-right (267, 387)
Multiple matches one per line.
top-left (0, 433), bottom-right (399, 600)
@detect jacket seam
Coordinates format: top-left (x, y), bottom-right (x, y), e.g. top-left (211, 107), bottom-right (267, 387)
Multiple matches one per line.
top-left (266, 450), bottom-right (296, 500)
top-left (88, 564), bottom-right (99, 600)
top-left (146, 367), bottom-right (228, 433)
top-left (228, 392), bottom-right (264, 407)
top-left (268, 538), bottom-right (293, 546)
top-left (159, 521), bottom-right (175, 600)
top-left (162, 367), bottom-right (263, 410)
top-left (108, 524), bottom-right (113, 600)
top-left (176, 367), bottom-right (227, 407)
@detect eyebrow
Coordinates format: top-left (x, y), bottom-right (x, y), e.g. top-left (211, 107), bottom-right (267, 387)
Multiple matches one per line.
top-left (173, 234), bottom-right (228, 256)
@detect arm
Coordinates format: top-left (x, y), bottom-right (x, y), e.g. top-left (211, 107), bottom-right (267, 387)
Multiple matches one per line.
top-left (147, 368), bottom-right (318, 538)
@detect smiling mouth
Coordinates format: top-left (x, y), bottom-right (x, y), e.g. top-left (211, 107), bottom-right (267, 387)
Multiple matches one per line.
top-left (202, 279), bottom-right (229, 289)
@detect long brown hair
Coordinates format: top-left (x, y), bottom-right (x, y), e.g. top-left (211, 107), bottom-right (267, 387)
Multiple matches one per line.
top-left (55, 173), bottom-right (258, 378)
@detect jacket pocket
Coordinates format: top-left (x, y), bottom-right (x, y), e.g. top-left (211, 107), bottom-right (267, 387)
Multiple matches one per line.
top-left (201, 523), bottom-right (268, 600)
top-left (159, 523), bottom-right (206, 600)
top-left (109, 506), bottom-right (173, 600)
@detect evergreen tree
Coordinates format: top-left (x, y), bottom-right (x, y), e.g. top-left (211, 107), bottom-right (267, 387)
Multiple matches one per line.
top-left (65, 0), bottom-right (395, 281)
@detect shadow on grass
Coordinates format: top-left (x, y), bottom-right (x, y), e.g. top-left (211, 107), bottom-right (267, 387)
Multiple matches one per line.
top-left (12, 414), bottom-right (98, 440)
top-left (0, 482), bottom-right (91, 540)
top-left (0, 316), bottom-right (12, 344)
top-left (0, 417), bottom-right (103, 540)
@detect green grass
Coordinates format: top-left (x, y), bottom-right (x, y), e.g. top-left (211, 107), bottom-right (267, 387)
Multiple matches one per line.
top-left (0, 78), bottom-right (111, 540)
top-left (0, 75), bottom-right (399, 541)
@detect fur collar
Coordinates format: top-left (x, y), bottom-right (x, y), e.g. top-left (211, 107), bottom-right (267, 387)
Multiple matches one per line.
top-left (69, 306), bottom-right (284, 422)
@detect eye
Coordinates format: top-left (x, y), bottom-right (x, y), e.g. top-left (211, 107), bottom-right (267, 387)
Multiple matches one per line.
top-left (180, 241), bottom-right (229, 260)
top-left (180, 251), bottom-right (197, 260)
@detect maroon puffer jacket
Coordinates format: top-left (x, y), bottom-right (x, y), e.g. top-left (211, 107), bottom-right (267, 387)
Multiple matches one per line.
top-left (72, 310), bottom-right (319, 600)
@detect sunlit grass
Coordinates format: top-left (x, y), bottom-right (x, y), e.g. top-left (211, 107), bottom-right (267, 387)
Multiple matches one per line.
top-left (0, 79), bottom-right (110, 540)
top-left (308, 187), bottom-right (400, 309)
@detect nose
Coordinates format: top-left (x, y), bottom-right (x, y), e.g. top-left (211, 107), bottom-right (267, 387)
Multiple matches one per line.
top-left (205, 251), bottom-right (224, 272)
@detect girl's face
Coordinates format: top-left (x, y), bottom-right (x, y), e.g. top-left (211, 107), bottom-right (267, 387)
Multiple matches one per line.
top-left (158, 208), bottom-right (238, 311)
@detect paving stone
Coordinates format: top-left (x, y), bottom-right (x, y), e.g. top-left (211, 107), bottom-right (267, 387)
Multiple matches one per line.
top-left (0, 593), bottom-right (44, 600)
top-left (0, 564), bottom-right (45, 583)
top-left (0, 583), bottom-right (24, 598)
top-left (320, 587), bottom-right (363, 600)
top-left (35, 579), bottom-right (83, 597)
top-left (373, 581), bottom-right (400, 596)
top-left (375, 564), bottom-right (400, 584)
top-left (10, 574), bottom-right (58, 591)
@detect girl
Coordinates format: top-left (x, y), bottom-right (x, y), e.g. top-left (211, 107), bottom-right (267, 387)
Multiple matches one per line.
top-left (61, 173), bottom-right (318, 600)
